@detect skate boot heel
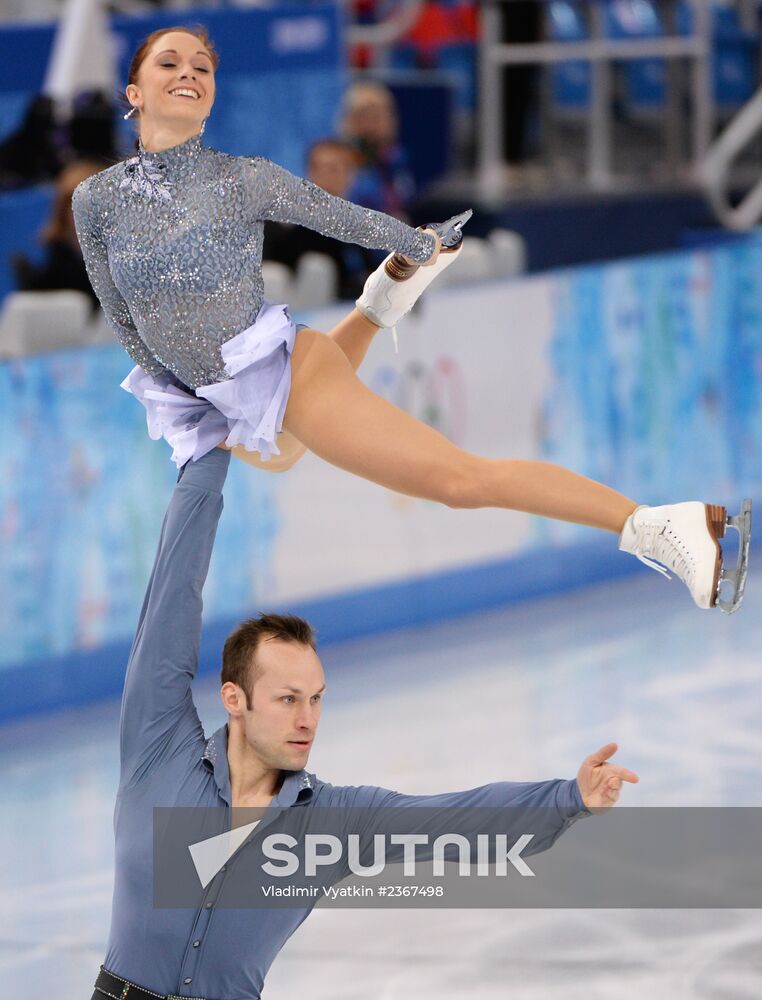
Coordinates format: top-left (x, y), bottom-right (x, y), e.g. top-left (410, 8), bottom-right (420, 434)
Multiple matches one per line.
top-left (706, 504), bottom-right (727, 539)
top-left (715, 499), bottom-right (752, 615)
top-left (385, 255), bottom-right (419, 281)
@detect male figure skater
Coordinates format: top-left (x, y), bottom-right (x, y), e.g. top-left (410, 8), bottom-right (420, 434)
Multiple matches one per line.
top-left (91, 447), bottom-right (638, 1000)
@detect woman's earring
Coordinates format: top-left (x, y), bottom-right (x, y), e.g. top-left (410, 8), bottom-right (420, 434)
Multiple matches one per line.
top-left (123, 106), bottom-right (138, 120)
top-left (199, 117), bottom-right (207, 136)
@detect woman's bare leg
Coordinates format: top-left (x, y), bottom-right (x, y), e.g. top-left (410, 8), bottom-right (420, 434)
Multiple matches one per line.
top-left (323, 307), bottom-right (380, 369)
top-left (281, 328), bottom-right (637, 533)
top-left (230, 309), bottom-right (381, 473)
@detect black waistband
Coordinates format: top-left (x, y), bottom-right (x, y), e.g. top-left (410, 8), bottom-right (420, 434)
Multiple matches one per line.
top-left (92, 965), bottom-right (211, 1000)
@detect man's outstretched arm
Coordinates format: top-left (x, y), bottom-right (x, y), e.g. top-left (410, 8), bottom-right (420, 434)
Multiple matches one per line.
top-left (344, 744), bottom-right (639, 862)
top-left (119, 448), bottom-right (231, 786)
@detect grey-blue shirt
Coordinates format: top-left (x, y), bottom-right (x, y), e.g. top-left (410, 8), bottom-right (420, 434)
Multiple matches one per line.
top-left (104, 447), bottom-right (590, 999)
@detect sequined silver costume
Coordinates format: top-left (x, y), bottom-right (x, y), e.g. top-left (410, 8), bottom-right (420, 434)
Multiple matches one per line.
top-left (72, 131), bottom-right (436, 389)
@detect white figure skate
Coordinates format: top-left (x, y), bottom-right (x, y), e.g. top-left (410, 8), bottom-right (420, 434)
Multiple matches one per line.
top-left (619, 500), bottom-right (752, 612)
top-left (356, 210), bottom-right (472, 334)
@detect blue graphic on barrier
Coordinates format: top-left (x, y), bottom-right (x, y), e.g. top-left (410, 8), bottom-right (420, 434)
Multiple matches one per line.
top-left (541, 239), bottom-right (762, 540)
top-left (0, 346), bottom-right (279, 669)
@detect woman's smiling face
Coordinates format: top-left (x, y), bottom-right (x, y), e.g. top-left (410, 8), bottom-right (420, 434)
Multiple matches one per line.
top-left (127, 30), bottom-right (216, 131)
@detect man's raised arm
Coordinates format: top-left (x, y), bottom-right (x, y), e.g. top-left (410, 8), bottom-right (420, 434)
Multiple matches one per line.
top-left (119, 447), bottom-right (231, 785)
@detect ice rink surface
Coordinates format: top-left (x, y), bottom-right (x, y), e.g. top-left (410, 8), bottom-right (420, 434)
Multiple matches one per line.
top-left (2, 564), bottom-right (761, 1000)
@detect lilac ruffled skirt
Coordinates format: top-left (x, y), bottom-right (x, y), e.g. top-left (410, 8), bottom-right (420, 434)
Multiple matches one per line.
top-left (122, 300), bottom-right (299, 468)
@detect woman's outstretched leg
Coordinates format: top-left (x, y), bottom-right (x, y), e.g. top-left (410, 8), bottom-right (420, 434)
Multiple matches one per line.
top-left (281, 329), bottom-right (751, 612)
top-left (282, 327), bottom-right (636, 532)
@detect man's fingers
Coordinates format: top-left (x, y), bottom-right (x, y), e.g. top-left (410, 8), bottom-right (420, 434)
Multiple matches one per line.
top-left (588, 772), bottom-right (637, 809)
top-left (586, 742), bottom-right (618, 766)
top-left (601, 778), bottom-right (621, 804)
top-left (585, 745), bottom-right (639, 782)
top-left (580, 745), bottom-right (638, 810)
top-left (607, 766), bottom-right (639, 784)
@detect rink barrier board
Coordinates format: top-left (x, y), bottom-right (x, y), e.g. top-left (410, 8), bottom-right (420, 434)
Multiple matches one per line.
top-left (0, 535), bottom-right (649, 724)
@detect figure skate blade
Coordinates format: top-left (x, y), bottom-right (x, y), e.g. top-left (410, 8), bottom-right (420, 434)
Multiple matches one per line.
top-left (427, 210), bottom-right (473, 249)
top-left (716, 499), bottom-right (752, 614)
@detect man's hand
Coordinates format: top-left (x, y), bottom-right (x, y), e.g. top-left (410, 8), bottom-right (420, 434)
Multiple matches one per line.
top-left (576, 742), bottom-right (639, 811)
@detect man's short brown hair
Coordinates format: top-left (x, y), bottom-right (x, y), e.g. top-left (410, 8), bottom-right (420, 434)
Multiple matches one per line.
top-left (221, 613), bottom-right (316, 710)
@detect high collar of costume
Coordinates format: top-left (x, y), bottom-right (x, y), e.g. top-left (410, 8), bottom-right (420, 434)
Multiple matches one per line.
top-left (137, 128), bottom-right (205, 166)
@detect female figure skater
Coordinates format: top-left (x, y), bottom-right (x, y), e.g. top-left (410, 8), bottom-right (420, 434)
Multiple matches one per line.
top-left (72, 26), bottom-right (750, 613)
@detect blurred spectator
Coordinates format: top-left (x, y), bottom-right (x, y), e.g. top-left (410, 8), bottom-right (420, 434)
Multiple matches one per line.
top-left (0, 95), bottom-right (63, 189)
top-left (263, 139), bottom-right (380, 300)
top-left (11, 160), bottom-right (104, 309)
top-left (340, 81), bottom-right (415, 219)
top-left (404, 0), bottom-right (478, 63)
top-left (68, 90), bottom-right (120, 165)
top-left (0, 89), bottom-right (117, 191)
top-left (499, 1), bottom-right (542, 173)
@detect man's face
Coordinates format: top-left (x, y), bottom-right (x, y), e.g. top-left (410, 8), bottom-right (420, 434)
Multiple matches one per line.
top-left (236, 639), bottom-right (325, 772)
top-left (345, 93), bottom-right (397, 147)
top-left (308, 146), bottom-right (357, 198)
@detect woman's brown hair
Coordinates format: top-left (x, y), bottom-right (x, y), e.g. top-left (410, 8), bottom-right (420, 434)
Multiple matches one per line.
top-left (116, 24), bottom-right (219, 130)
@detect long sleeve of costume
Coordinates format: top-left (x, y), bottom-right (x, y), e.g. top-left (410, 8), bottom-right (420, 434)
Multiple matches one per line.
top-left (243, 156), bottom-right (436, 264)
top-left (118, 447), bottom-right (230, 786)
top-left (71, 177), bottom-right (170, 378)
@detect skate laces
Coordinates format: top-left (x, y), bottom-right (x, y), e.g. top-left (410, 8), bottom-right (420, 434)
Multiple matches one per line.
top-left (632, 522), bottom-right (693, 584)
top-left (633, 549), bottom-right (672, 579)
